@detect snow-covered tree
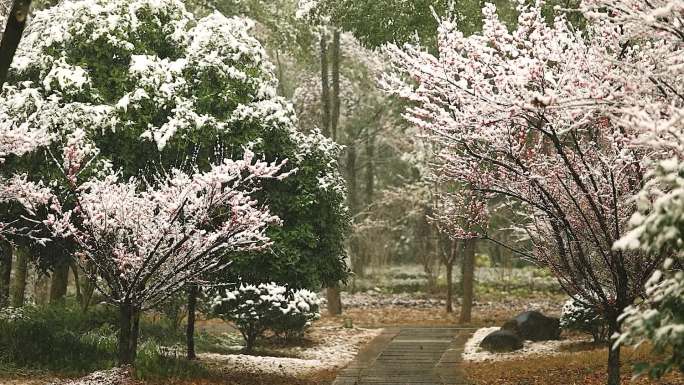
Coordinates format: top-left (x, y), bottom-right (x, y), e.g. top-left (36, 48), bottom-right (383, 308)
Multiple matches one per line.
top-left (0, 0), bottom-right (348, 293)
top-left (29, 133), bottom-right (287, 364)
top-left (382, 1), bottom-right (681, 383)
top-left (0, 0), bottom-right (348, 362)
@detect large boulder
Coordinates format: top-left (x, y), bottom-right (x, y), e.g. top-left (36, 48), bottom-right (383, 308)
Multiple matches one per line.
top-left (480, 329), bottom-right (524, 352)
top-left (501, 311), bottom-right (560, 341)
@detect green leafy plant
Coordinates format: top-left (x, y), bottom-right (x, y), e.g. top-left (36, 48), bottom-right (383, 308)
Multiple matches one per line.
top-left (560, 298), bottom-right (609, 343)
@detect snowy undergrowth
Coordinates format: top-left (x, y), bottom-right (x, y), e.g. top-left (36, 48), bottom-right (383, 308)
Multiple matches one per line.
top-left (463, 327), bottom-right (591, 362)
top-left (199, 326), bottom-right (381, 376)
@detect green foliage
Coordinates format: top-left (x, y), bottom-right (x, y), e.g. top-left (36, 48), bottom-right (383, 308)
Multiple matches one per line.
top-left (133, 342), bottom-right (211, 381)
top-left (618, 260), bottom-right (684, 378)
top-left (320, 0), bottom-right (519, 51)
top-left (0, 304), bottom-right (118, 373)
top-left (0, 301), bottom-right (243, 376)
top-left (560, 298), bottom-right (609, 343)
top-left (7, 0), bottom-right (349, 291)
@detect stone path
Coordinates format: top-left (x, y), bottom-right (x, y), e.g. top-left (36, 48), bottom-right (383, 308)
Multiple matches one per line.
top-left (333, 327), bottom-right (473, 385)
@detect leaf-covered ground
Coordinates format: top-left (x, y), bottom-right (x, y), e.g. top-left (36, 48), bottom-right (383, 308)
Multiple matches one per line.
top-left (465, 344), bottom-right (684, 385)
top-left (318, 290), bottom-right (566, 327)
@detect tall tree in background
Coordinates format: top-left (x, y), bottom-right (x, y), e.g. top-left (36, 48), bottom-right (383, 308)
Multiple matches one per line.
top-left (434, 190), bottom-right (488, 321)
top-left (0, 0), bottom-right (32, 85)
top-left (0, 0), bottom-right (31, 309)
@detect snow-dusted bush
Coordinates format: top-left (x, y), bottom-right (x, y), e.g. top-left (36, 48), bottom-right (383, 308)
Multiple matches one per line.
top-left (615, 158), bottom-right (684, 377)
top-left (560, 298), bottom-right (609, 343)
top-left (616, 258), bottom-right (684, 377)
top-left (270, 288), bottom-right (320, 340)
top-left (211, 283), bottom-right (320, 351)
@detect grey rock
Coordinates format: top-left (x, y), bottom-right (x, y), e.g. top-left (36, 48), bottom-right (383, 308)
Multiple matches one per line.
top-left (479, 329), bottom-right (523, 352)
top-left (501, 310), bottom-right (560, 341)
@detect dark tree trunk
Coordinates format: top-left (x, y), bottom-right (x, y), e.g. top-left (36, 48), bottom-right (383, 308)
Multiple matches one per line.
top-left (0, 0), bottom-right (32, 86)
top-left (607, 342), bottom-right (621, 385)
top-left (10, 247), bottom-right (27, 307)
top-left (118, 302), bottom-right (140, 366)
top-left (320, 30), bottom-right (331, 137)
top-left (244, 327), bottom-right (258, 354)
top-left (606, 316), bottom-right (622, 385)
top-left (459, 239), bottom-right (475, 324)
top-left (49, 262), bottom-right (69, 304)
top-left (186, 284), bottom-right (198, 360)
top-left (330, 29), bottom-right (341, 142)
top-left (78, 262), bottom-right (96, 311)
top-left (445, 262), bottom-right (454, 313)
top-left (326, 284), bottom-right (342, 316)
top-left (0, 241), bottom-right (11, 308)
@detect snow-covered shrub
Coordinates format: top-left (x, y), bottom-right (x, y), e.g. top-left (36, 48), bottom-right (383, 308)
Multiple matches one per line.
top-left (560, 298), bottom-right (609, 343)
top-left (614, 158), bottom-right (684, 377)
top-left (211, 283), bottom-right (320, 351)
top-left (270, 288), bottom-right (320, 340)
top-left (616, 258), bottom-right (684, 377)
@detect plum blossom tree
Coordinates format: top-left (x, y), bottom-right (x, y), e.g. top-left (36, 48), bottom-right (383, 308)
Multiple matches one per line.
top-left (20, 130), bottom-right (289, 365)
top-left (382, 1), bottom-right (681, 383)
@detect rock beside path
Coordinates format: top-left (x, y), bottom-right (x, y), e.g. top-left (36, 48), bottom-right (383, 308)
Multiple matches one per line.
top-left (501, 310), bottom-right (560, 341)
top-left (479, 329), bottom-right (524, 352)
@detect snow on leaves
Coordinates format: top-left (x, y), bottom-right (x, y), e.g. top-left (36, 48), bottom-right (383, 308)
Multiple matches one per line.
top-left (212, 282), bottom-right (321, 348)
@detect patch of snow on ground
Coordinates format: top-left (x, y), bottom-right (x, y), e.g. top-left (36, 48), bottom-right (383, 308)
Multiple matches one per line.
top-left (199, 326), bottom-right (381, 376)
top-left (463, 327), bottom-right (590, 362)
top-left (48, 367), bottom-right (136, 385)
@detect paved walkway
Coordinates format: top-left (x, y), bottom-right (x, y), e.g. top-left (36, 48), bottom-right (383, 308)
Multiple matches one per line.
top-left (333, 327), bottom-right (473, 385)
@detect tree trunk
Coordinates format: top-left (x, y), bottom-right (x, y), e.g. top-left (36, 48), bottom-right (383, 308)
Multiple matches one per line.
top-left (78, 262), bottom-right (95, 311)
top-left (607, 342), bottom-right (621, 385)
top-left (0, 0), bottom-right (33, 86)
top-left (445, 262), bottom-right (454, 313)
top-left (118, 302), bottom-right (140, 366)
top-left (10, 247), bottom-right (28, 307)
top-left (347, 139), bottom-right (364, 278)
top-left (49, 262), bottom-right (69, 304)
top-left (320, 29), bottom-right (331, 137)
top-left (606, 317), bottom-right (622, 385)
top-left (274, 48), bottom-right (286, 97)
top-left (365, 128), bottom-right (375, 204)
top-left (459, 239), bottom-right (475, 324)
top-left (34, 272), bottom-right (49, 305)
top-left (326, 284), bottom-right (342, 316)
top-left (0, 241), bottom-right (11, 308)
top-left (186, 284), bottom-right (198, 360)
top-left (330, 29), bottom-right (341, 142)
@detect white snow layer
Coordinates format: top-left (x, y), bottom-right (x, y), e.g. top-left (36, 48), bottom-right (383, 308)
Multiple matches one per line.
top-left (463, 326), bottom-right (591, 362)
top-left (199, 326), bottom-right (381, 376)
